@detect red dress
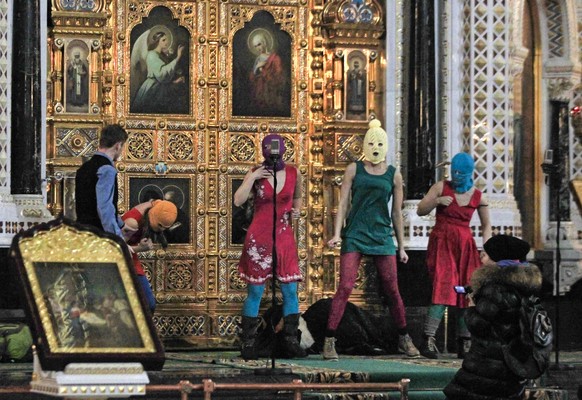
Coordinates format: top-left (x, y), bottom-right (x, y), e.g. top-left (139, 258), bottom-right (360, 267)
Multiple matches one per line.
top-left (426, 181), bottom-right (482, 308)
top-left (238, 165), bottom-right (302, 284)
top-left (122, 208), bottom-right (146, 276)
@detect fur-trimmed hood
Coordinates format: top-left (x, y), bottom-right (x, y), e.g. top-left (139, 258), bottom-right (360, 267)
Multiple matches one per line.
top-left (470, 262), bottom-right (542, 295)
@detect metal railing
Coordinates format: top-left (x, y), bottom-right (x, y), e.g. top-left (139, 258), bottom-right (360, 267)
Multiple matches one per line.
top-left (147, 378), bottom-right (410, 400)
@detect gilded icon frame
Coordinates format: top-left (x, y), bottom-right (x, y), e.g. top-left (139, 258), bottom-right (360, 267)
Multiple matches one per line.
top-left (11, 218), bottom-right (165, 371)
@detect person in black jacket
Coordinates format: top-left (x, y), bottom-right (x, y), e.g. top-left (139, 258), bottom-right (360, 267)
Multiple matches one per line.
top-left (75, 124), bottom-right (128, 239)
top-left (444, 235), bottom-right (550, 400)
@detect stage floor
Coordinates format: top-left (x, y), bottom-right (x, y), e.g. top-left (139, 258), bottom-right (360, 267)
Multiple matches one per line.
top-left (0, 350), bottom-right (580, 399)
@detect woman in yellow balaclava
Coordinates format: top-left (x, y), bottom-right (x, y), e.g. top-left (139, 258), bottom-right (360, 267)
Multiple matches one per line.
top-left (323, 119), bottom-right (420, 360)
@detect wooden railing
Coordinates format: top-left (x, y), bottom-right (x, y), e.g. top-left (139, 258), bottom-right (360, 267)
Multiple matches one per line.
top-left (147, 378), bottom-right (411, 399)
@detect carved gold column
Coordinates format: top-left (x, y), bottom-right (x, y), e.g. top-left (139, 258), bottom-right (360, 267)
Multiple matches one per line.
top-left (332, 50), bottom-right (344, 114)
top-left (368, 50), bottom-right (378, 117)
top-left (102, 29), bottom-right (113, 118)
top-left (308, 2), bottom-right (325, 300)
top-left (90, 39), bottom-right (101, 114)
top-left (52, 38), bottom-right (64, 112)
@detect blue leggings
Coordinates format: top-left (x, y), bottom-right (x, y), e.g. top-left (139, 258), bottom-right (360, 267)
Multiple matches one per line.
top-left (242, 282), bottom-right (299, 317)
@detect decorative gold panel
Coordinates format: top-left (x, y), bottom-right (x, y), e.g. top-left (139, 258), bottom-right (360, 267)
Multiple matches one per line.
top-left (46, 0), bottom-right (386, 348)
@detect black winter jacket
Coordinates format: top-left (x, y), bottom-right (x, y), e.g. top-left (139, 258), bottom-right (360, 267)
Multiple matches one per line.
top-left (444, 262), bottom-right (546, 400)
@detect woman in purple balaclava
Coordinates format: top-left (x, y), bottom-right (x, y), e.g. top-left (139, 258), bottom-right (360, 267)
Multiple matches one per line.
top-left (233, 134), bottom-right (305, 360)
top-left (416, 152), bottom-right (491, 359)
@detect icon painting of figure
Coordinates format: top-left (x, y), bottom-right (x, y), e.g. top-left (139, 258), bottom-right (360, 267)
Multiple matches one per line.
top-left (66, 47), bottom-right (89, 112)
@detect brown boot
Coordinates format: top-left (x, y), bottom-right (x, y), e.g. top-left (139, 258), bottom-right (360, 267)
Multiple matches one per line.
top-left (398, 334), bottom-right (420, 358)
top-left (322, 337), bottom-right (339, 360)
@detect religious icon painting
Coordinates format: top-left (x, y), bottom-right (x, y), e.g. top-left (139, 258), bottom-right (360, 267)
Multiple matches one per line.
top-left (129, 6), bottom-right (190, 115)
top-left (232, 10), bottom-right (292, 118)
top-left (11, 218), bottom-right (165, 371)
top-left (64, 40), bottom-right (91, 114)
top-left (345, 50), bottom-right (368, 121)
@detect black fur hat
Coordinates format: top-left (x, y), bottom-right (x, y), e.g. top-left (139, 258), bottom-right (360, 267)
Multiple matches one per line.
top-left (483, 235), bottom-right (530, 262)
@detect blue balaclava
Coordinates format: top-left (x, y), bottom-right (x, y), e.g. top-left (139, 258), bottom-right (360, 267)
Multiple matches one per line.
top-left (450, 152), bottom-right (474, 193)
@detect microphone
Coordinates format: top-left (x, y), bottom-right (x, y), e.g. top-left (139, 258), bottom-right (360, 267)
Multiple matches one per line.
top-left (541, 148), bottom-right (556, 175)
top-left (270, 138), bottom-right (280, 159)
top-left (435, 160), bottom-right (451, 168)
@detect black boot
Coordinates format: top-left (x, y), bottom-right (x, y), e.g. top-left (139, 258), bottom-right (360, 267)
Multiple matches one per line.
top-left (281, 314), bottom-right (307, 358)
top-left (419, 335), bottom-right (440, 359)
top-left (240, 316), bottom-right (260, 360)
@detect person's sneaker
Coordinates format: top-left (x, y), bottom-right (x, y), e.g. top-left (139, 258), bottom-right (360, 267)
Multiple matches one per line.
top-left (457, 337), bottom-right (471, 359)
top-left (420, 335), bottom-right (440, 359)
top-left (322, 337), bottom-right (339, 360)
top-left (397, 334), bottom-right (420, 358)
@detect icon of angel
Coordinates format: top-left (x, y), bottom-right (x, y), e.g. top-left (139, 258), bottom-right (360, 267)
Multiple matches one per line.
top-left (130, 24), bottom-right (188, 114)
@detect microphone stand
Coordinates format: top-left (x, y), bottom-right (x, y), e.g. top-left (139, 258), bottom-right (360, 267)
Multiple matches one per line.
top-left (542, 150), bottom-right (565, 369)
top-left (255, 155), bottom-right (292, 376)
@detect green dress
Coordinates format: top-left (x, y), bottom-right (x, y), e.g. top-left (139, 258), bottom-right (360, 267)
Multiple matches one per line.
top-left (341, 161), bottom-right (397, 255)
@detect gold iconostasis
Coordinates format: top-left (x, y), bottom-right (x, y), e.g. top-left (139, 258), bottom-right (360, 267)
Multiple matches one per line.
top-left (46, 0), bottom-right (386, 347)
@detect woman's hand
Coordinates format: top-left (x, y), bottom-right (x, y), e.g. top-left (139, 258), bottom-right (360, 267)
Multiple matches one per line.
top-left (135, 238), bottom-right (154, 253)
top-left (399, 248), bottom-right (409, 264)
top-left (290, 208), bottom-right (300, 218)
top-left (250, 166), bottom-right (272, 181)
top-left (327, 236), bottom-right (342, 248)
top-left (437, 196), bottom-right (453, 207)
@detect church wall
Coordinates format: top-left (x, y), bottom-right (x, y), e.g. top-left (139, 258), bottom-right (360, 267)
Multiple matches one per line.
top-left (0, 0), bottom-right (580, 348)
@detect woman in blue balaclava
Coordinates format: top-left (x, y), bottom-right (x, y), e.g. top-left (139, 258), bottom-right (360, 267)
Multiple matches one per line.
top-left (416, 152), bottom-right (491, 359)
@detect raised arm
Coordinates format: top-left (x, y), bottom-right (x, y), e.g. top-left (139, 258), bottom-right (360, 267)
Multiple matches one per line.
top-left (417, 181), bottom-right (447, 216)
top-left (233, 166), bottom-right (271, 207)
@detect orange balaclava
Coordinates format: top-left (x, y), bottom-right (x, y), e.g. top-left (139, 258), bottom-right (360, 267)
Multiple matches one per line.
top-left (149, 200), bottom-right (178, 232)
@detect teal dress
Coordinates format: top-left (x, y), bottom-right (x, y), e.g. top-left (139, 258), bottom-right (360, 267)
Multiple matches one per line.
top-left (341, 161), bottom-right (397, 255)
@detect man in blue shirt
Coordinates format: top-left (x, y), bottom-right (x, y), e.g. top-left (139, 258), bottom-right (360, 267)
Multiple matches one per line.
top-left (75, 124), bottom-right (128, 238)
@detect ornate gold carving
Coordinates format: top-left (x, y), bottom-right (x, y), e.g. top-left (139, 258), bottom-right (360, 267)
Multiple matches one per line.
top-left (229, 134), bottom-right (256, 162)
top-left (167, 132), bottom-right (194, 161)
top-left (229, 267), bottom-right (247, 291)
top-left (167, 261), bottom-right (194, 291)
top-left (126, 131), bottom-right (154, 160)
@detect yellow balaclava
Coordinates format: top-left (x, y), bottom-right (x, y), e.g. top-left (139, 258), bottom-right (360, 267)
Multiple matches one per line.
top-left (363, 119), bottom-right (388, 164)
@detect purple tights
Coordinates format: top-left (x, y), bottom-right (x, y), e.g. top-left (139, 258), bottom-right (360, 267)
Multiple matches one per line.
top-left (327, 252), bottom-right (407, 331)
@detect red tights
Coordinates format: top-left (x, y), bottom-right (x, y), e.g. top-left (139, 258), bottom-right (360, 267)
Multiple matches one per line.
top-left (326, 252), bottom-right (407, 331)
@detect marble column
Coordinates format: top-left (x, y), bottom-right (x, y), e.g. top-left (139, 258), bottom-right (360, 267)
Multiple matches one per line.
top-left (406, 0), bottom-right (436, 199)
top-left (11, 0), bottom-right (42, 195)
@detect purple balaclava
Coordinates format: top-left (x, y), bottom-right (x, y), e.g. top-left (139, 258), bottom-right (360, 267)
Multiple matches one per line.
top-left (261, 134), bottom-right (286, 171)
